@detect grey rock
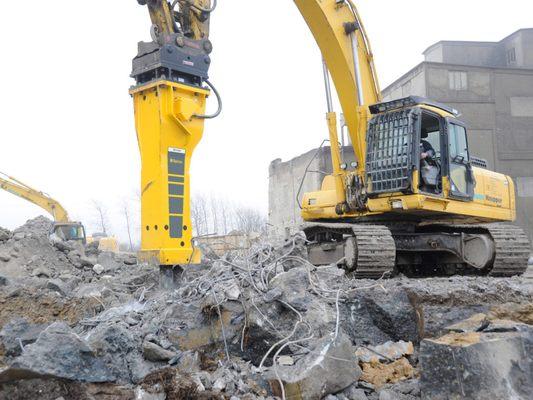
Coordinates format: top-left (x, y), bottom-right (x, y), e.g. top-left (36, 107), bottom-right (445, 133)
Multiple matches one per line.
top-left (270, 266), bottom-right (312, 311)
top-left (86, 321), bottom-right (139, 383)
top-left (387, 379), bottom-right (420, 396)
top-left (46, 279), bottom-right (70, 296)
top-left (32, 267), bottom-right (52, 278)
top-left (0, 253), bottom-right (11, 262)
top-left (0, 322), bottom-right (114, 383)
top-left (13, 232), bottom-right (25, 241)
top-left (0, 227), bottom-right (11, 242)
top-left (97, 252), bottom-right (122, 272)
top-left (93, 264), bottom-right (105, 275)
top-left (80, 255), bottom-right (97, 267)
top-left (378, 390), bottom-right (400, 400)
top-left (343, 386), bottom-right (369, 400)
top-left (0, 275), bottom-right (8, 286)
top-left (263, 287), bottom-right (283, 303)
top-left (272, 333), bottom-right (361, 399)
top-left (420, 327), bottom-right (533, 400)
top-left (52, 239), bottom-right (75, 252)
top-left (124, 255), bottom-right (137, 265)
top-left (142, 341), bottom-right (176, 362)
top-left (0, 318), bottom-right (47, 357)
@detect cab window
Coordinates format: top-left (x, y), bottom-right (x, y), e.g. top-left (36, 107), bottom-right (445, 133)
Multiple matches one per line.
top-left (449, 124), bottom-right (469, 163)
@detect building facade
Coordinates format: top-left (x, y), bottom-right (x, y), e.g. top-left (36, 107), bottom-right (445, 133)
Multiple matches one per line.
top-left (269, 29), bottom-right (533, 239)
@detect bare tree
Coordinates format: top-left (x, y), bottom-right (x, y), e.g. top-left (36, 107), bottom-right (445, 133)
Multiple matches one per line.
top-left (191, 194), bottom-right (208, 236)
top-left (91, 200), bottom-right (110, 235)
top-left (121, 198), bottom-right (134, 251)
top-left (235, 207), bottom-right (267, 234)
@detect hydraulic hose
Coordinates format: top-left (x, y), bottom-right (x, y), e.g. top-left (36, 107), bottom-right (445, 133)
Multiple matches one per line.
top-left (194, 79), bottom-right (222, 119)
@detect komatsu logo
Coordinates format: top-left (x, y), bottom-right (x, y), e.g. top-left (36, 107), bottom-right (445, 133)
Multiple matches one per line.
top-left (486, 195), bottom-right (503, 204)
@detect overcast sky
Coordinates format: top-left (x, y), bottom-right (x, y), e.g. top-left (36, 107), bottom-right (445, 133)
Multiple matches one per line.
top-left (0, 0), bottom-right (532, 242)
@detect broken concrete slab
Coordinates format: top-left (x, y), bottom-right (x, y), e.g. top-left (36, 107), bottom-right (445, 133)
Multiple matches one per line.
top-left (356, 341), bottom-right (414, 363)
top-left (420, 326), bottom-right (533, 400)
top-left (0, 318), bottom-right (47, 357)
top-left (446, 313), bottom-right (488, 333)
top-left (46, 279), bottom-right (70, 296)
top-left (0, 322), bottom-right (114, 383)
top-left (80, 256), bottom-right (97, 267)
top-left (270, 266), bottom-right (312, 311)
top-left (269, 333), bottom-right (361, 400)
top-left (96, 252), bottom-right (122, 272)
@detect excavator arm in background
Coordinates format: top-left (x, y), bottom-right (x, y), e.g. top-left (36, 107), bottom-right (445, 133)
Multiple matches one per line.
top-left (0, 171), bottom-right (87, 243)
top-left (0, 172), bottom-right (70, 223)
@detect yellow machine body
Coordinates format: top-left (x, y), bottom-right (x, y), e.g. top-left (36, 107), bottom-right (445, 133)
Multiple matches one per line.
top-left (131, 80), bottom-right (208, 265)
top-left (294, 0), bottom-right (516, 226)
top-left (301, 105), bottom-right (516, 225)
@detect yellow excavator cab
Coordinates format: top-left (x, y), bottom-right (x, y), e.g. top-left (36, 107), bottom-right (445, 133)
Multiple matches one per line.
top-left (51, 222), bottom-right (87, 244)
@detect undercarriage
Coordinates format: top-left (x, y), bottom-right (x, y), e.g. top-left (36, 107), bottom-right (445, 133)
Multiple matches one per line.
top-left (304, 222), bottom-right (531, 278)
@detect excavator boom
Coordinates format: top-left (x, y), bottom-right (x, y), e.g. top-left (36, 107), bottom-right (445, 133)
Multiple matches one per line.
top-left (294, 0), bottom-right (381, 171)
top-left (0, 172), bottom-right (70, 223)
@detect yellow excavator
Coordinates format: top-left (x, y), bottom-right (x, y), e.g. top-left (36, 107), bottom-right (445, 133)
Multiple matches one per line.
top-left (132, 0), bottom-right (530, 278)
top-left (0, 171), bottom-right (86, 243)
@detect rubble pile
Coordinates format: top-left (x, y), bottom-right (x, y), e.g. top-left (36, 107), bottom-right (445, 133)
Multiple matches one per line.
top-left (0, 217), bottom-right (532, 400)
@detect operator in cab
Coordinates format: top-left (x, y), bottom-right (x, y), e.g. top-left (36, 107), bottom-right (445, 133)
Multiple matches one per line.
top-left (420, 132), bottom-right (435, 160)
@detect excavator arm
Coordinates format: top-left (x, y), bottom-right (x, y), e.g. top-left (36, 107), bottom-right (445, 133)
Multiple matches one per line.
top-left (0, 172), bottom-right (70, 223)
top-left (294, 0), bottom-right (381, 173)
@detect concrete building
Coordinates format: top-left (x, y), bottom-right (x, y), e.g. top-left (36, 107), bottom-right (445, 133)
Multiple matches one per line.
top-left (269, 29), bottom-right (533, 239)
top-left (382, 29), bottom-right (533, 239)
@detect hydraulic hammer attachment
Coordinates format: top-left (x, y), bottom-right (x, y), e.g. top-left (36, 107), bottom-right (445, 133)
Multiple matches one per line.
top-left (131, 80), bottom-right (208, 268)
top-left (132, 0), bottom-right (216, 279)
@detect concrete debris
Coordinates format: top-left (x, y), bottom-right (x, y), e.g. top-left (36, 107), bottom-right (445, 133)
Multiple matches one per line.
top-left (0, 227), bottom-right (11, 242)
top-left (360, 358), bottom-right (416, 389)
top-left (0, 318), bottom-right (46, 357)
top-left (0, 217), bottom-right (532, 399)
top-left (270, 333), bottom-right (361, 399)
top-left (356, 340), bottom-right (414, 363)
top-left (142, 341), bottom-right (177, 362)
top-left (420, 317), bottom-right (533, 400)
top-left (0, 322), bottom-right (114, 383)
top-left (92, 264), bottom-right (105, 275)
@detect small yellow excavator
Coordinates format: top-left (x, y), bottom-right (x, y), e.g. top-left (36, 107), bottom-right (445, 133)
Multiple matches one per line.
top-left (0, 171), bottom-right (86, 242)
top-left (132, 0), bottom-right (530, 278)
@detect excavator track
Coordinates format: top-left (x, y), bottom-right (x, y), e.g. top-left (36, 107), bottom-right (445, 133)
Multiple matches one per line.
top-left (485, 224), bottom-right (531, 277)
top-left (303, 223), bottom-right (396, 279)
top-left (350, 225), bottom-right (396, 279)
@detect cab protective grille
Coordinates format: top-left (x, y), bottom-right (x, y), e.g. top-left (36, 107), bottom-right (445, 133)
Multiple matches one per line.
top-left (366, 109), bottom-right (416, 194)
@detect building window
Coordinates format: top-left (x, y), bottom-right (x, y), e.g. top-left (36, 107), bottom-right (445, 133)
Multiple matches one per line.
top-left (507, 48), bottom-right (516, 65)
top-left (449, 71), bottom-right (468, 91)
